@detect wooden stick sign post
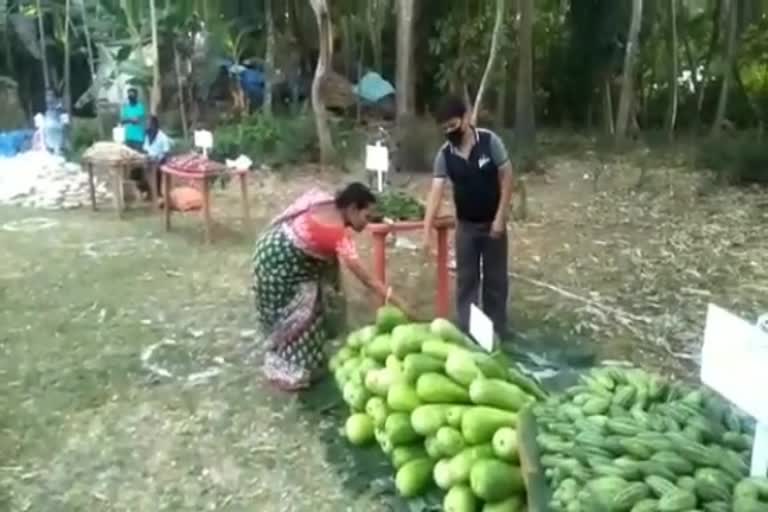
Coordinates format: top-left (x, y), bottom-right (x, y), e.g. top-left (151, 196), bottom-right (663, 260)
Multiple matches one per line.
top-left (701, 304), bottom-right (768, 477)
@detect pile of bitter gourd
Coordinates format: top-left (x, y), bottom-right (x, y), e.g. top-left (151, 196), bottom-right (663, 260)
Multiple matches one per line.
top-left (533, 366), bottom-right (768, 512)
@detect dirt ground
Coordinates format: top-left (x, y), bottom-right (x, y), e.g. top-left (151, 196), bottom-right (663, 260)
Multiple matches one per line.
top-left (0, 136), bottom-right (766, 510)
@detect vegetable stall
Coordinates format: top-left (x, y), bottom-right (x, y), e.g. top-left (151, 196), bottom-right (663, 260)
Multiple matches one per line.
top-left (326, 305), bottom-right (768, 512)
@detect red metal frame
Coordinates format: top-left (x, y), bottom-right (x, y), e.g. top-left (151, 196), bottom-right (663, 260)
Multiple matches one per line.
top-left (367, 216), bottom-right (455, 317)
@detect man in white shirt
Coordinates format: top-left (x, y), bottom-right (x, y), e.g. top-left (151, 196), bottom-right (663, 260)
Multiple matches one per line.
top-left (127, 116), bottom-right (172, 201)
top-left (140, 115), bottom-right (172, 201)
top-left (144, 115), bottom-right (172, 162)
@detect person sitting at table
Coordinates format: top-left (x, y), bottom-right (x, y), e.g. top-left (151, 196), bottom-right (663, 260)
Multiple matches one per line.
top-left (143, 115), bottom-right (172, 200)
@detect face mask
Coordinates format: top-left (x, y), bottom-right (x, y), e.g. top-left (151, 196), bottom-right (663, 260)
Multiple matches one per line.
top-left (446, 127), bottom-right (464, 147)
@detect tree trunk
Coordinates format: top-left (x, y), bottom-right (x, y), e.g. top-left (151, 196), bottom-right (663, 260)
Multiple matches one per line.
top-left (173, 42), bottom-right (189, 140)
top-left (78, 0), bottom-right (104, 137)
top-left (615, 0), bottom-right (643, 141)
top-left (36, 0), bottom-right (50, 93)
top-left (263, 0), bottom-right (275, 115)
top-left (149, 0), bottom-right (161, 115)
top-left (395, 0), bottom-right (415, 119)
top-left (711, 0), bottom-right (737, 137)
top-left (681, 25), bottom-right (699, 99)
top-left (602, 77), bottom-right (614, 135)
top-left (473, 0), bottom-right (506, 125)
top-left (309, 0), bottom-right (334, 164)
top-left (514, 0), bottom-right (536, 155)
top-left (367, 0), bottom-right (386, 72)
top-left (63, 0), bottom-right (71, 114)
top-left (665, 0), bottom-right (678, 139)
top-left (495, 60), bottom-right (508, 128)
top-left (695, 0), bottom-right (722, 128)
top-left (1, 0), bottom-right (14, 77)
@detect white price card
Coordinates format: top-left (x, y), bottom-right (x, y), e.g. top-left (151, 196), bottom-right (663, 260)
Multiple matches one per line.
top-left (365, 144), bottom-right (389, 172)
top-left (112, 126), bottom-right (125, 143)
top-left (194, 130), bottom-right (214, 150)
top-left (751, 423), bottom-right (768, 477)
top-left (469, 304), bottom-right (495, 352)
top-left (701, 304), bottom-right (768, 423)
top-left (701, 303), bottom-right (768, 476)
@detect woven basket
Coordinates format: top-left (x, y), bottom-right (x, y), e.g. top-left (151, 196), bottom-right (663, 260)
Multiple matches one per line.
top-left (82, 142), bottom-right (147, 165)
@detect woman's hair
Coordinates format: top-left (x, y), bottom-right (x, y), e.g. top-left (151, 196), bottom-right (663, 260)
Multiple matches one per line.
top-left (335, 182), bottom-right (377, 209)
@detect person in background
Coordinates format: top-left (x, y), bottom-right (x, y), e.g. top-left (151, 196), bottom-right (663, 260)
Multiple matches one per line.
top-left (41, 90), bottom-right (69, 155)
top-left (422, 95), bottom-right (515, 339)
top-left (143, 115), bottom-right (172, 200)
top-left (120, 87), bottom-right (146, 152)
top-left (251, 183), bottom-right (413, 390)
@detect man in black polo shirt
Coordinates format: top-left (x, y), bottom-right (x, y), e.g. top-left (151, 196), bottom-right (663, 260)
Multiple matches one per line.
top-left (422, 95), bottom-right (515, 337)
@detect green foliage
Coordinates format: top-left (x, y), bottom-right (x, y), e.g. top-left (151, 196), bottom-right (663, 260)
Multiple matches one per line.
top-left (70, 116), bottom-right (100, 154)
top-left (427, 1), bottom-right (513, 94)
top-left (696, 134), bottom-right (768, 186)
top-left (212, 114), bottom-right (317, 166)
top-left (371, 189), bottom-right (425, 222)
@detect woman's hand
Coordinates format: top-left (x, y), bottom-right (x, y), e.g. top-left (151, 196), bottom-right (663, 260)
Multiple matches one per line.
top-left (343, 257), bottom-right (417, 319)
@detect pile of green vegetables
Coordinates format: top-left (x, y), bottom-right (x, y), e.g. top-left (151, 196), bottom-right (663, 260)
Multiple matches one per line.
top-left (533, 366), bottom-right (768, 512)
top-left (372, 190), bottom-right (426, 222)
top-left (329, 305), bottom-right (548, 512)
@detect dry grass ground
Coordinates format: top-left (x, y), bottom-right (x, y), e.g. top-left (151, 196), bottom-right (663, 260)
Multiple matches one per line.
top-left (1, 135), bottom-right (766, 510)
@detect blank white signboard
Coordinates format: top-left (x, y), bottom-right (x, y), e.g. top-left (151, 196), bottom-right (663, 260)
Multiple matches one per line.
top-left (701, 303), bottom-right (768, 476)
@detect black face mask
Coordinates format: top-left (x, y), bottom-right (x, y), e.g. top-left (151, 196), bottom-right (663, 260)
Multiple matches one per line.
top-left (446, 127), bottom-right (464, 147)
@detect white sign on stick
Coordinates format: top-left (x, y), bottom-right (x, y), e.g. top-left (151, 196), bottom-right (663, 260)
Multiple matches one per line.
top-left (112, 126), bottom-right (125, 143)
top-left (469, 304), bottom-right (495, 353)
top-left (701, 303), bottom-right (768, 476)
top-left (194, 130), bottom-right (214, 157)
top-left (365, 144), bottom-right (389, 192)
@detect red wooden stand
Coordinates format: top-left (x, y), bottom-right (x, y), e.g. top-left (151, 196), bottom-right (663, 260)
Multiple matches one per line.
top-left (160, 166), bottom-right (251, 244)
top-left (367, 217), bottom-right (455, 317)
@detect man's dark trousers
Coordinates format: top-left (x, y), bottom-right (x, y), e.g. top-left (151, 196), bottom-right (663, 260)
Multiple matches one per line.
top-left (455, 221), bottom-right (508, 337)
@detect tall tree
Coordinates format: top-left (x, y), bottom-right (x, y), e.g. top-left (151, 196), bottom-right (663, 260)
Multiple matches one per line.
top-left (695, 0), bottom-right (722, 128)
top-left (665, 0), bottom-right (679, 139)
top-left (366, 0), bottom-right (390, 73)
top-left (615, 0), bottom-right (643, 140)
top-left (395, 0), bottom-right (415, 118)
top-left (2, 0), bottom-right (15, 77)
top-left (36, 0), bottom-right (50, 93)
top-left (309, 0), bottom-right (335, 164)
top-left (149, 0), bottom-right (161, 115)
top-left (63, 0), bottom-right (71, 113)
top-left (711, 0), bottom-right (738, 137)
top-left (472, 0), bottom-right (505, 125)
top-left (515, 0), bottom-right (536, 156)
top-left (263, 0), bottom-right (274, 115)
top-left (78, 0), bottom-right (103, 136)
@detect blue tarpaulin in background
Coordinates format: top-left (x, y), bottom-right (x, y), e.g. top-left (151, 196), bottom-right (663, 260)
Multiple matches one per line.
top-left (353, 72), bottom-right (395, 104)
top-left (0, 130), bottom-right (33, 158)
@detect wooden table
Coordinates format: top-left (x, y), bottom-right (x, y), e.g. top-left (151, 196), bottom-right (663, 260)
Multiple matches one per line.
top-left (367, 216), bottom-right (455, 317)
top-left (83, 156), bottom-right (151, 218)
top-left (160, 165), bottom-right (251, 244)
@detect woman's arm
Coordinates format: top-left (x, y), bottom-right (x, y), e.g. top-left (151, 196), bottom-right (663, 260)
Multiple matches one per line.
top-left (342, 256), bottom-right (413, 317)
